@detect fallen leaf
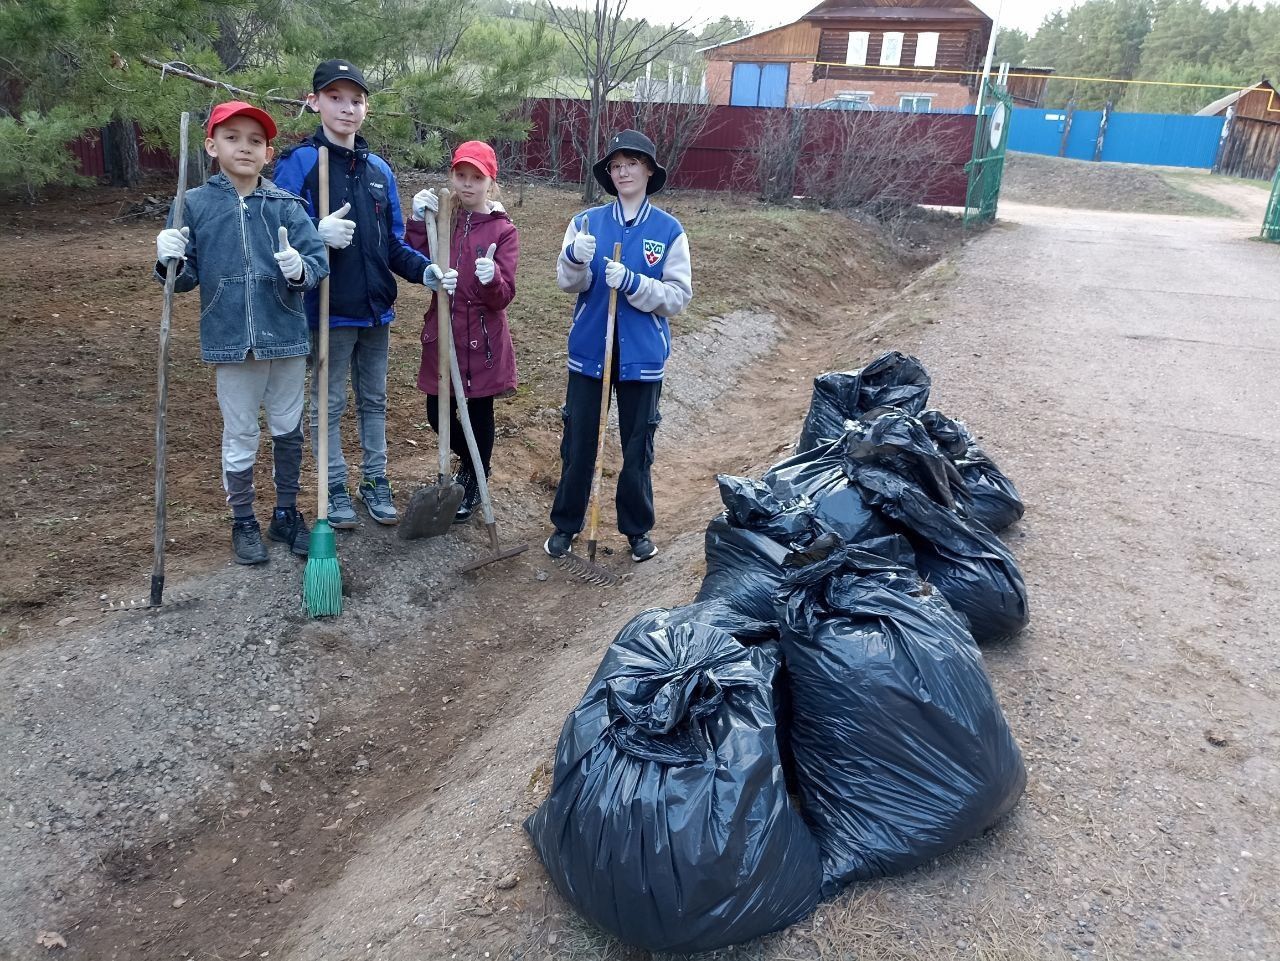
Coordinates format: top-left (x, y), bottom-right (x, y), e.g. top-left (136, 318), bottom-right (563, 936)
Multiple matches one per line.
top-left (320, 818), bottom-right (343, 831)
top-left (259, 780), bottom-right (273, 795)
top-left (172, 896), bottom-right (187, 908)
top-left (56, 617), bottom-right (78, 627)
top-left (36, 931), bottom-right (67, 949)
top-left (495, 873), bottom-right (518, 890)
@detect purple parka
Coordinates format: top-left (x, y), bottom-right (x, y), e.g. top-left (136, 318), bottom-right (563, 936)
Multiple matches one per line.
top-left (406, 207), bottom-right (519, 398)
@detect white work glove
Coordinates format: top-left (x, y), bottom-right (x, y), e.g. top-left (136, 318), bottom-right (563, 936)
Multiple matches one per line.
top-left (317, 201), bottom-right (355, 249)
top-left (425, 263), bottom-right (458, 295)
top-left (604, 258), bottom-right (633, 291)
top-left (488, 200), bottom-right (506, 214)
top-left (411, 188), bottom-right (437, 221)
top-left (274, 226), bottom-right (304, 281)
top-left (571, 223), bottom-right (596, 264)
top-left (475, 243), bottom-right (498, 285)
top-left (156, 226), bottom-right (189, 263)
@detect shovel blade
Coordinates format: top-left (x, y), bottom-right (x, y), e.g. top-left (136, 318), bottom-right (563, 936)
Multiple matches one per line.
top-left (398, 481), bottom-right (465, 540)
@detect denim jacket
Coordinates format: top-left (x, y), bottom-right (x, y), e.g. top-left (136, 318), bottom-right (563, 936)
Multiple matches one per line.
top-left (155, 173), bottom-right (328, 363)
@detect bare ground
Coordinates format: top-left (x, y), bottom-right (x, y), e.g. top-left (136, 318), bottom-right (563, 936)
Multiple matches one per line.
top-left (3, 174), bottom-right (1278, 961)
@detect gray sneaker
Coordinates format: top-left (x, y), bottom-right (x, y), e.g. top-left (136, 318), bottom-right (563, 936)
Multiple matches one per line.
top-left (358, 476), bottom-right (399, 525)
top-left (327, 483), bottom-right (359, 529)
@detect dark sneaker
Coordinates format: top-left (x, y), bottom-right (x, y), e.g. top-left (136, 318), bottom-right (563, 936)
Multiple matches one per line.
top-left (543, 529), bottom-right (575, 558)
top-left (454, 470), bottom-right (481, 523)
top-left (231, 518), bottom-right (269, 565)
top-left (327, 483), bottom-right (358, 529)
top-left (358, 476), bottom-right (399, 525)
top-left (628, 533), bottom-right (658, 563)
top-left (268, 507), bottom-right (310, 557)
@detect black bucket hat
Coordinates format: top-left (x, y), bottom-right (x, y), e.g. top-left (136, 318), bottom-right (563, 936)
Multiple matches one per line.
top-left (592, 129), bottom-right (668, 196)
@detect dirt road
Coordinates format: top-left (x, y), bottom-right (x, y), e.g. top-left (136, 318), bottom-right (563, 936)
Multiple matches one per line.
top-left (3, 189), bottom-right (1277, 961)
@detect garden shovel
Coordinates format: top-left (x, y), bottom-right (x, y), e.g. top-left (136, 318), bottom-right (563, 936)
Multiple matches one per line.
top-left (399, 188), bottom-right (465, 540)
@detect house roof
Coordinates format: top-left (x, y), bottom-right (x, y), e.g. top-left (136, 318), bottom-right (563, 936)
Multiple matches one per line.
top-left (1196, 80), bottom-right (1275, 116)
top-left (697, 23), bottom-right (796, 54)
top-left (801, 1), bottom-right (991, 24)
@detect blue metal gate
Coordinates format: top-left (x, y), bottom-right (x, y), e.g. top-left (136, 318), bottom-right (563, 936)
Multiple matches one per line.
top-left (1008, 107), bottom-right (1226, 168)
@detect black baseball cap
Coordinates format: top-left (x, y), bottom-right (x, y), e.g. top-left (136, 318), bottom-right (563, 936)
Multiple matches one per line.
top-left (312, 59), bottom-right (370, 94)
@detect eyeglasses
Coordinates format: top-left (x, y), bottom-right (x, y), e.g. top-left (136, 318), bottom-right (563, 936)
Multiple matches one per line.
top-left (607, 159), bottom-right (643, 175)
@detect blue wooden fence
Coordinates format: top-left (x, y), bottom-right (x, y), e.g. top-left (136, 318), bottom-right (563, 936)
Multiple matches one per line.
top-left (1008, 107), bottom-right (1226, 168)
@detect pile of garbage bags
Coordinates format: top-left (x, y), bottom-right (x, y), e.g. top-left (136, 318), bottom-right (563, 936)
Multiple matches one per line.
top-left (526, 352), bottom-right (1029, 953)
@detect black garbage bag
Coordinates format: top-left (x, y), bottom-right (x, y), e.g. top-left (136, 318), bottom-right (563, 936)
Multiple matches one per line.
top-left (763, 437), bottom-right (892, 544)
top-left (524, 621), bottom-right (823, 953)
top-left (696, 475), bottom-right (845, 622)
top-left (777, 542), bottom-right (1026, 893)
top-left (855, 472), bottom-right (1030, 642)
top-left (919, 410), bottom-right (1024, 533)
top-left (842, 410), bottom-right (968, 512)
top-left (796, 351), bottom-right (932, 453)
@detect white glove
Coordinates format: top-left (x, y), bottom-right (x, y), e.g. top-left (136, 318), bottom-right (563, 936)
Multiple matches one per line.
top-left (604, 258), bottom-right (632, 291)
top-left (488, 200), bottom-right (506, 214)
top-left (156, 226), bottom-right (189, 263)
top-left (412, 188), bottom-right (438, 221)
top-left (475, 243), bottom-right (498, 285)
top-left (571, 223), bottom-right (596, 264)
top-left (274, 226), bottom-right (304, 281)
top-left (425, 264), bottom-right (458, 295)
top-left (317, 202), bottom-right (355, 249)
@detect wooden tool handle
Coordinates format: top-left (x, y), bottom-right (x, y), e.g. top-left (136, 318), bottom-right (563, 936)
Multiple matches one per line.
top-left (316, 147), bottom-right (331, 519)
top-left (437, 189), bottom-right (454, 480)
top-left (585, 241), bottom-right (623, 559)
top-left (151, 111), bottom-right (190, 607)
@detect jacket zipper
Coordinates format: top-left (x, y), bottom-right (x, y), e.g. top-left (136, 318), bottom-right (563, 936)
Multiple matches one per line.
top-left (239, 196), bottom-right (255, 350)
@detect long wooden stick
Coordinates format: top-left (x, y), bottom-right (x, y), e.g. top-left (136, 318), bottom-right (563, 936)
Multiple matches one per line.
top-left (586, 241), bottom-right (623, 564)
top-left (436, 189), bottom-right (454, 484)
top-left (150, 111), bottom-right (189, 608)
top-left (316, 147), bottom-right (331, 519)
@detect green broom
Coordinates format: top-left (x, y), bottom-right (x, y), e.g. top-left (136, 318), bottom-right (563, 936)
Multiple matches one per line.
top-left (304, 145), bottom-right (343, 616)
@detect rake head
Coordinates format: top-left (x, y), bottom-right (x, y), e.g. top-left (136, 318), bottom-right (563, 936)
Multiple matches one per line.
top-left (101, 591), bottom-right (196, 613)
top-left (553, 550), bottom-right (624, 586)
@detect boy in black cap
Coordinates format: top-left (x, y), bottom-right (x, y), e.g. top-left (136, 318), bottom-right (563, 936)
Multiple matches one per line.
top-left (274, 59), bottom-right (456, 530)
top-left (544, 129), bottom-right (692, 563)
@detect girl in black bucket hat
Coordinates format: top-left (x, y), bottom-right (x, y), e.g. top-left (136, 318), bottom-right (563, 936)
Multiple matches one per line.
top-left (544, 129), bottom-right (692, 564)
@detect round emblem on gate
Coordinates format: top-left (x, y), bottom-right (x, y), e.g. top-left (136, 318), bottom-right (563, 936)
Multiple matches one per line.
top-left (989, 102), bottom-right (1007, 149)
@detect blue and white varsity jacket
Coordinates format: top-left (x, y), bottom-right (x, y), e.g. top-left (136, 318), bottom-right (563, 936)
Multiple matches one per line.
top-left (556, 198), bottom-right (692, 382)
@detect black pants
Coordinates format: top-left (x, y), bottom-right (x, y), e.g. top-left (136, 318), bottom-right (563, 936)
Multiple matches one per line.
top-left (550, 372), bottom-right (662, 538)
top-left (426, 393), bottom-right (495, 477)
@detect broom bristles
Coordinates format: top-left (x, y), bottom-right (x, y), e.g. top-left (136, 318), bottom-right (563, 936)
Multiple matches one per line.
top-left (304, 519), bottom-right (343, 617)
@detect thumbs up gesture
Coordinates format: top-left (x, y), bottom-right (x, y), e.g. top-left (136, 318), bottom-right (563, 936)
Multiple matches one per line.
top-left (475, 242), bottom-right (498, 285)
top-left (571, 217), bottom-right (595, 264)
top-left (318, 201), bottom-right (355, 249)
top-left (274, 226), bottom-right (304, 281)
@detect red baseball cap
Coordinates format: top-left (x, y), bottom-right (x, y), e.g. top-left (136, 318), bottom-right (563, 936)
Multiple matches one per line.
top-left (451, 141), bottom-right (498, 180)
top-left (206, 101), bottom-right (278, 141)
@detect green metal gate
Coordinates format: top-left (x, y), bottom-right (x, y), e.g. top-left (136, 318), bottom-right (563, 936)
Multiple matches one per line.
top-left (964, 82), bottom-right (1013, 227)
top-left (1261, 163), bottom-right (1280, 242)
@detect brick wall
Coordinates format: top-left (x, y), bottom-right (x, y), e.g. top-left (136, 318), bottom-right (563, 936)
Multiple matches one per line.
top-left (705, 57), bottom-right (975, 111)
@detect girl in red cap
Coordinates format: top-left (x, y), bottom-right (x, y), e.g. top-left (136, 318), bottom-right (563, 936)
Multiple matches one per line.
top-left (405, 142), bottom-right (520, 522)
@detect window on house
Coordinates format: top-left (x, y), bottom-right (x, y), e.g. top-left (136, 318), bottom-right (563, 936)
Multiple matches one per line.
top-left (880, 31), bottom-right (903, 66)
top-left (899, 94), bottom-right (934, 112)
top-left (730, 62), bottom-right (789, 107)
top-left (846, 31), bottom-right (869, 66)
top-left (914, 32), bottom-right (939, 67)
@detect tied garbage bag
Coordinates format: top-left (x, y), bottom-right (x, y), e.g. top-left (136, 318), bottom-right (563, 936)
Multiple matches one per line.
top-left (524, 621), bottom-right (822, 953)
top-left (797, 351), bottom-right (932, 453)
top-left (856, 471), bottom-right (1030, 642)
top-left (919, 410), bottom-right (1025, 533)
top-left (764, 437), bottom-right (892, 544)
top-left (696, 475), bottom-right (845, 622)
top-left (777, 542), bottom-right (1026, 893)
top-left (842, 410), bottom-right (968, 512)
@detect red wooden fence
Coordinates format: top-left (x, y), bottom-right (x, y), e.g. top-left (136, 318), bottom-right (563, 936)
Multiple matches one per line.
top-left (517, 97), bottom-right (975, 206)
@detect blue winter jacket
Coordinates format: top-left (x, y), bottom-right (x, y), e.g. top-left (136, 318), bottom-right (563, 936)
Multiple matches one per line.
top-left (557, 198), bottom-right (692, 382)
top-left (272, 128), bottom-right (432, 328)
top-left (155, 173), bottom-right (328, 364)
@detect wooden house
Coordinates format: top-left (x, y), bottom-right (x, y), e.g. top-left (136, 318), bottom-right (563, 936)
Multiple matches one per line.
top-left (701, 0), bottom-right (995, 112)
top-left (1197, 80), bottom-right (1280, 180)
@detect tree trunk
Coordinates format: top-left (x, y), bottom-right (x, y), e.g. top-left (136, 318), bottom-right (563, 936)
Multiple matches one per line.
top-left (106, 115), bottom-right (142, 188)
top-left (583, 75), bottom-right (602, 204)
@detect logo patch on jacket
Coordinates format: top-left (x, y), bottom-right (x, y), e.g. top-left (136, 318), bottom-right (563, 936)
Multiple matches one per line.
top-left (643, 239), bottom-right (666, 267)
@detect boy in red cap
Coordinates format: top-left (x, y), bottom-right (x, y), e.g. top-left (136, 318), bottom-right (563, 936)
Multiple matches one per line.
top-left (274, 60), bottom-right (453, 530)
top-left (155, 101), bottom-right (328, 565)
top-left (405, 142), bottom-right (520, 521)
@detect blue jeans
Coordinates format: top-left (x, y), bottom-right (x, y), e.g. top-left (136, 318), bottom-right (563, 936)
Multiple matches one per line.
top-left (310, 324), bottom-right (390, 488)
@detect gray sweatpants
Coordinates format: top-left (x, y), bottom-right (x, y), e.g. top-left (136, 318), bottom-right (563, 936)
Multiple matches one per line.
top-left (215, 356), bottom-right (306, 518)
